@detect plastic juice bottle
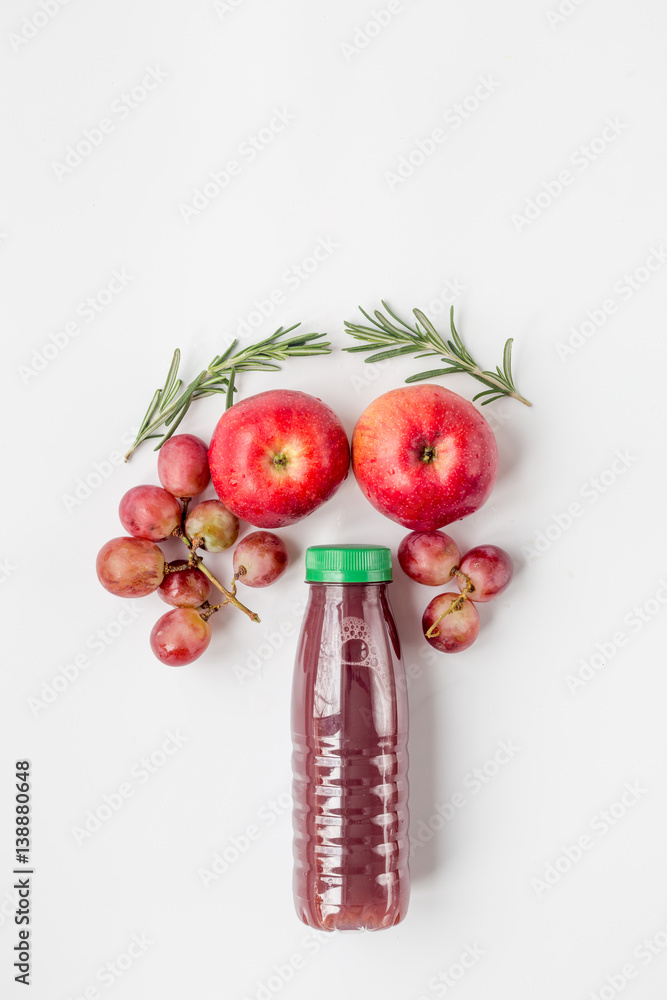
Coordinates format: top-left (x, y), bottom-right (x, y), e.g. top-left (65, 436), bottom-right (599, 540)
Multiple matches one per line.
top-left (291, 545), bottom-right (410, 931)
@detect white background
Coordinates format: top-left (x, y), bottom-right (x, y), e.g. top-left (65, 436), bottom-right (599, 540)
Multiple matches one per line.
top-left (2, 1), bottom-right (667, 998)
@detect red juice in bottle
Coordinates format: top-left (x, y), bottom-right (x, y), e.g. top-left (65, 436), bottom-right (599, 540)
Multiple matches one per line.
top-left (291, 545), bottom-right (410, 931)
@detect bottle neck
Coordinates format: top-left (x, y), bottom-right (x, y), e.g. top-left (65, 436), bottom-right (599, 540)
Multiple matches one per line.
top-left (301, 581), bottom-right (401, 661)
top-left (304, 582), bottom-right (391, 616)
top-left (307, 581), bottom-right (389, 596)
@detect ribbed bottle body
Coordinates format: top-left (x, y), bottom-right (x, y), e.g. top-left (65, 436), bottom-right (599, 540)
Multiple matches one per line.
top-left (291, 583), bottom-right (409, 931)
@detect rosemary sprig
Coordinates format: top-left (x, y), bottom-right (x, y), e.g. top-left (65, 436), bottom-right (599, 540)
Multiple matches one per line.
top-left (125, 324), bottom-right (331, 460)
top-left (344, 302), bottom-right (531, 407)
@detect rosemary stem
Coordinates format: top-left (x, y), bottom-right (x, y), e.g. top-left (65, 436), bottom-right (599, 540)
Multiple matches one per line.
top-left (470, 367), bottom-right (531, 407)
top-left (345, 304), bottom-right (530, 408)
top-left (124, 326), bottom-right (331, 461)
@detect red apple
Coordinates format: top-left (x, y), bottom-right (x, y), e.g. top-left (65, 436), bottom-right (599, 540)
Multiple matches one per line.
top-left (208, 389), bottom-right (350, 528)
top-left (352, 384), bottom-right (498, 530)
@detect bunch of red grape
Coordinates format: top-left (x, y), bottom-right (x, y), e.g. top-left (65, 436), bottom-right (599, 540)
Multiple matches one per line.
top-left (95, 435), bottom-right (289, 667)
top-left (398, 530), bottom-right (513, 653)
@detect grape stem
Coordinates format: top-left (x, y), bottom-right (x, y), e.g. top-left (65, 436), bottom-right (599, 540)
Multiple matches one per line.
top-left (171, 516), bottom-right (261, 624)
top-left (194, 559), bottom-right (260, 623)
top-left (199, 601), bottom-right (223, 622)
top-left (453, 568), bottom-right (474, 595)
top-left (425, 571), bottom-right (473, 638)
top-left (163, 562), bottom-right (192, 575)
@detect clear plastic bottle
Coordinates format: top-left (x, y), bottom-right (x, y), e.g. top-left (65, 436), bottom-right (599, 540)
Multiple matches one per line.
top-left (291, 545), bottom-right (410, 931)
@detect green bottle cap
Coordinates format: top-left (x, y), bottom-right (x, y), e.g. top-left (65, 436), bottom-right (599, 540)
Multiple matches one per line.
top-left (305, 545), bottom-right (392, 583)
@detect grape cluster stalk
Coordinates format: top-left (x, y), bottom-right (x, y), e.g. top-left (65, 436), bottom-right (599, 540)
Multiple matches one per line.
top-left (97, 434), bottom-right (289, 666)
top-left (398, 531), bottom-right (514, 653)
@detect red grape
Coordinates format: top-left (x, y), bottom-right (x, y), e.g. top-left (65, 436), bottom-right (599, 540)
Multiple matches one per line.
top-left (158, 434), bottom-right (210, 498)
top-left (185, 499), bottom-right (239, 552)
top-left (119, 485), bottom-right (181, 542)
top-left (150, 607), bottom-right (212, 666)
top-left (233, 531), bottom-right (288, 588)
top-left (158, 560), bottom-right (211, 608)
top-left (398, 530), bottom-right (460, 586)
top-left (422, 592), bottom-right (480, 653)
top-left (456, 545), bottom-right (513, 602)
top-left (96, 537), bottom-right (165, 597)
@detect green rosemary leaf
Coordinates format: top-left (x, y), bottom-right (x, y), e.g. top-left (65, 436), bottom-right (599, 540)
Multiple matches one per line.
top-left (344, 303), bottom-right (531, 407)
top-left (446, 339), bottom-right (465, 361)
top-left (193, 386), bottom-right (227, 396)
top-left (155, 397), bottom-right (192, 446)
top-left (272, 322), bottom-right (301, 339)
top-left (225, 368), bottom-right (236, 410)
top-left (214, 340), bottom-right (238, 367)
top-left (162, 348), bottom-right (181, 400)
top-left (474, 373), bottom-right (509, 392)
top-left (365, 345), bottom-right (422, 363)
top-left (137, 388), bottom-right (162, 436)
top-left (284, 331), bottom-right (327, 345)
top-left (473, 388), bottom-right (503, 401)
top-left (284, 347), bottom-right (329, 357)
top-left (413, 309), bottom-right (443, 347)
top-left (405, 367), bottom-right (463, 382)
top-left (382, 300), bottom-right (420, 336)
top-left (125, 323), bottom-right (332, 460)
top-left (358, 306), bottom-right (379, 329)
top-left (233, 362), bottom-right (282, 372)
top-left (503, 338), bottom-right (514, 385)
